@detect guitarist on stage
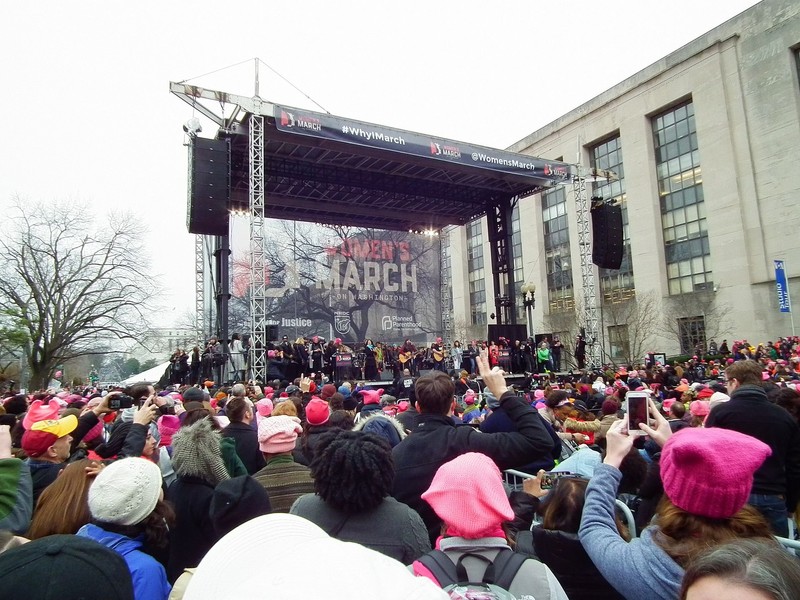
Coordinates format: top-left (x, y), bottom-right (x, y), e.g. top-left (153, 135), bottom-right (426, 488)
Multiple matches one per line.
top-left (398, 339), bottom-right (416, 376)
top-left (431, 337), bottom-right (446, 372)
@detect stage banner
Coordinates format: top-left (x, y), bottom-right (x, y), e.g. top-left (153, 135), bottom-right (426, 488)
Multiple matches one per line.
top-left (775, 259), bottom-right (792, 313)
top-left (231, 220), bottom-right (443, 345)
top-left (274, 104), bottom-right (574, 184)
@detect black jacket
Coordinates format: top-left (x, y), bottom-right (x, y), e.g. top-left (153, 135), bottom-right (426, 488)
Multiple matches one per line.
top-left (517, 528), bottom-right (624, 600)
top-left (391, 391), bottom-right (553, 542)
top-left (221, 422), bottom-right (265, 475)
top-left (166, 476), bottom-right (216, 583)
top-left (706, 384), bottom-right (800, 508)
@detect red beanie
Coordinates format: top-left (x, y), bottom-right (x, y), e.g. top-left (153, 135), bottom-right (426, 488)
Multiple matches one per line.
top-left (660, 428), bottom-right (770, 519)
top-left (305, 397), bottom-right (330, 426)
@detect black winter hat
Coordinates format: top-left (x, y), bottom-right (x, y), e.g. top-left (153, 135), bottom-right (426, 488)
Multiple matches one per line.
top-left (0, 534), bottom-right (135, 600)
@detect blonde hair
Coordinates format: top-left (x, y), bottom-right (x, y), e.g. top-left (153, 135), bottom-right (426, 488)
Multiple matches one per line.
top-left (271, 401), bottom-right (298, 418)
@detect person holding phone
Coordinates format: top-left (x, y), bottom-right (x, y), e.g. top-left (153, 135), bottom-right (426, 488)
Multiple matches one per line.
top-left (578, 401), bottom-right (777, 600)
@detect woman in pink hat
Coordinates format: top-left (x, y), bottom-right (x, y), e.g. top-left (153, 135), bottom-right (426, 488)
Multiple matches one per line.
top-left (579, 402), bottom-right (775, 600)
top-left (413, 452), bottom-right (568, 599)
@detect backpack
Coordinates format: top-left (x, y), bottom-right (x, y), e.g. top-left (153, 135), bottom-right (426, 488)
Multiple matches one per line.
top-left (416, 549), bottom-right (526, 599)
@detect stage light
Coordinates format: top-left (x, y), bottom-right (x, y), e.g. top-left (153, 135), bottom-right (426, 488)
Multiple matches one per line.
top-left (183, 117), bottom-right (202, 137)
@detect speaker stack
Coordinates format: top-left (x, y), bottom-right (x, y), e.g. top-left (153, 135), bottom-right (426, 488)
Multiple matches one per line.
top-left (591, 203), bottom-right (624, 270)
top-left (187, 137), bottom-right (231, 236)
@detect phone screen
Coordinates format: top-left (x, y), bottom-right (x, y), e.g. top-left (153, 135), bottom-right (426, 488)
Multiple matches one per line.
top-left (628, 394), bottom-right (649, 432)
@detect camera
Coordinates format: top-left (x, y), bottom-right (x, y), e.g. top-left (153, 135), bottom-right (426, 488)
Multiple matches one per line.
top-left (108, 394), bottom-right (135, 410)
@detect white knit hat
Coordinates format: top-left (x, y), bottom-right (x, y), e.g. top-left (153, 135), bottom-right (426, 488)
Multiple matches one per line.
top-left (88, 457), bottom-right (162, 526)
top-left (185, 514), bottom-right (447, 600)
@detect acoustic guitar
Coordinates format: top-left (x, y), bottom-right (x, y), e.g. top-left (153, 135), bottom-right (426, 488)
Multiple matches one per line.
top-left (432, 348), bottom-right (445, 362)
top-left (398, 351), bottom-right (413, 364)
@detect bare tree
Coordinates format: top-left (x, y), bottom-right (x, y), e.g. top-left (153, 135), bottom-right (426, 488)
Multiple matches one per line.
top-left (601, 290), bottom-right (660, 365)
top-left (0, 199), bottom-right (155, 388)
top-left (659, 291), bottom-right (733, 354)
top-left (451, 315), bottom-right (469, 344)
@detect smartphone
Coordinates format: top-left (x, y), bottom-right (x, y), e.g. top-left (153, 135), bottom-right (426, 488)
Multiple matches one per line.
top-left (627, 391), bottom-right (650, 435)
top-left (541, 471), bottom-right (572, 490)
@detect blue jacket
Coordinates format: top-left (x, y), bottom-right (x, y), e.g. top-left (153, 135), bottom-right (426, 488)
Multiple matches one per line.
top-left (578, 464), bottom-right (684, 600)
top-left (78, 523), bottom-right (171, 600)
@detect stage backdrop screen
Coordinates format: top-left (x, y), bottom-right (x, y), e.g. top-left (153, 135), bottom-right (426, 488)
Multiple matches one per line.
top-left (231, 219), bottom-right (442, 344)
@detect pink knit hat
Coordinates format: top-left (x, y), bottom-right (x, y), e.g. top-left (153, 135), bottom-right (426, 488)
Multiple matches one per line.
top-left (82, 418), bottom-right (105, 444)
top-left (360, 388), bottom-right (383, 405)
top-left (660, 428), bottom-right (771, 519)
top-left (258, 415), bottom-right (302, 454)
top-left (256, 398), bottom-right (273, 418)
top-left (305, 397), bottom-right (330, 426)
top-left (689, 400), bottom-right (710, 417)
top-left (157, 415), bottom-right (181, 447)
top-left (22, 399), bottom-right (60, 430)
top-left (464, 390), bottom-right (476, 405)
top-left (422, 452), bottom-right (514, 538)
top-left (533, 389), bottom-right (545, 400)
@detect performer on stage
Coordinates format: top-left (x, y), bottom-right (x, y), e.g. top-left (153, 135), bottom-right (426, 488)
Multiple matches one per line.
top-left (398, 339), bottom-right (416, 376)
top-left (293, 337), bottom-right (309, 377)
top-left (363, 338), bottom-right (379, 380)
top-left (431, 337), bottom-right (446, 372)
top-left (324, 339), bottom-right (338, 380)
top-left (310, 335), bottom-right (325, 374)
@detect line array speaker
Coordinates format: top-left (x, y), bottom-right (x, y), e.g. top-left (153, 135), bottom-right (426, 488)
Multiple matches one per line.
top-left (187, 137), bottom-right (231, 236)
top-left (591, 203), bottom-right (624, 270)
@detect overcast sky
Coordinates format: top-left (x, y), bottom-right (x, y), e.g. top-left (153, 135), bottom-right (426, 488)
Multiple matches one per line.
top-left (0, 0), bottom-right (760, 328)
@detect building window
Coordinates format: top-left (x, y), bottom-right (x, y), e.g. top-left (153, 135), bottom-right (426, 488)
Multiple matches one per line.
top-left (466, 219), bottom-right (487, 325)
top-left (653, 101), bottom-right (713, 295)
top-left (678, 315), bottom-right (706, 354)
top-left (592, 135), bottom-right (634, 302)
top-left (608, 324), bottom-right (630, 360)
top-left (511, 204), bottom-right (526, 323)
top-left (542, 187), bottom-right (573, 311)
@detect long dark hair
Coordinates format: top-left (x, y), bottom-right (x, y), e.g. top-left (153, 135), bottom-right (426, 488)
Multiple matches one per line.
top-left (94, 499), bottom-right (175, 549)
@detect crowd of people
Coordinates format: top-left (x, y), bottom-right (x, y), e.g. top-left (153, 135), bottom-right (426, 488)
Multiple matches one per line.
top-left (3, 337), bottom-right (800, 598)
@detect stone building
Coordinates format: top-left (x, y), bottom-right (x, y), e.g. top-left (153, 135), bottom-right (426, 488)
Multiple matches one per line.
top-left (446, 0), bottom-right (800, 362)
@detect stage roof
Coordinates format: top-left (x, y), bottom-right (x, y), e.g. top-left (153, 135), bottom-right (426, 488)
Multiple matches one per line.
top-left (171, 83), bottom-right (585, 232)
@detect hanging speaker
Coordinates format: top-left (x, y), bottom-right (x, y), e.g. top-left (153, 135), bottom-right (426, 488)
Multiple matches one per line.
top-left (187, 137), bottom-right (231, 236)
top-left (591, 203), bottom-right (624, 269)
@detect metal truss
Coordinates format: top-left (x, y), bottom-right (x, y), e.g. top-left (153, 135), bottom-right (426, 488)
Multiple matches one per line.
top-left (486, 198), bottom-right (516, 325)
top-left (440, 228), bottom-right (453, 346)
top-left (573, 176), bottom-right (601, 369)
top-left (249, 114), bottom-right (268, 383)
top-left (194, 234), bottom-right (205, 343)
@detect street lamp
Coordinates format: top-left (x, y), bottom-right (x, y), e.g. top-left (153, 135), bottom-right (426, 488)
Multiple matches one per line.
top-left (521, 282), bottom-right (536, 340)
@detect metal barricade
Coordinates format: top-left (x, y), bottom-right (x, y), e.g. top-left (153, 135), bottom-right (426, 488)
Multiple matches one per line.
top-left (501, 469), bottom-right (639, 538)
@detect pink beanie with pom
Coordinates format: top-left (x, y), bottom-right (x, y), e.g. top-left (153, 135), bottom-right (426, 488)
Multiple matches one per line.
top-left (422, 452), bottom-right (514, 539)
top-left (258, 415), bottom-right (302, 454)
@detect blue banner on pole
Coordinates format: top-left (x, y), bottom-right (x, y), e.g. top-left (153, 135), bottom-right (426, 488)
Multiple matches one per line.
top-left (775, 260), bottom-right (791, 313)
